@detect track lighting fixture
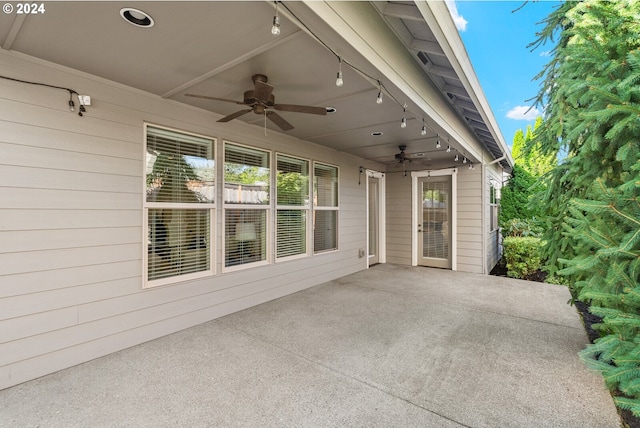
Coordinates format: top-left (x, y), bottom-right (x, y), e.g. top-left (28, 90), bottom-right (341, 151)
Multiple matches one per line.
top-left (421, 119), bottom-right (427, 136)
top-left (455, 154), bottom-right (459, 162)
top-left (469, 162), bottom-right (474, 170)
top-left (336, 58), bottom-right (344, 87)
top-left (436, 137), bottom-right (441, 149)
top-left (401, 105), bottom-right (407, 128)
top-left (376, 80), bottom-right (383, 104)
top-left (271, 2), bottom-right (281, 35)
top-left (446, 145), bottom-right (451, 153)
top-left (463, 157), bottom-right (467, 164)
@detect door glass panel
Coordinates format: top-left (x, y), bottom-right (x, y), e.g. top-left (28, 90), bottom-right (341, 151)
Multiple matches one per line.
top-left (422, 179), bottom-right (449, 262)
top-left (368, 177), bottom-right (378, 257)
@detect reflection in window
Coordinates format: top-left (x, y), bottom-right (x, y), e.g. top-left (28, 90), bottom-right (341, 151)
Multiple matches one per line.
top-left (224, 142), bottom-right (270, 268)
top-left (225, 209), bottom-right (267, 267)
top-left (145, 126), bottom-right (215, 285)
top-left (313, 163), bottom-right (338, 253)
top-left (277, 154), bottom-right (309, 259)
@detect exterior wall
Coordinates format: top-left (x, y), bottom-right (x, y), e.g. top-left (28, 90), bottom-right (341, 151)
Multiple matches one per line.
top-left (385, 166), bottom-right (486, 274)
top-left (456, 167), bottom-right (483, 273)
top-left (0, 51), bottom-right (375, 390)
top-left (385, 172), bottom-right (412, 265)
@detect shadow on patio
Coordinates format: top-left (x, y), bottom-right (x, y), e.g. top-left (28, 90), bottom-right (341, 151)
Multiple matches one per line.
top-left (0, 264), bottom-right (619, 427)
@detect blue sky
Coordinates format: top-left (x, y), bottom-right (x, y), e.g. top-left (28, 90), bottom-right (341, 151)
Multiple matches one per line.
top-left (447, 1), bottom-right (561, 148)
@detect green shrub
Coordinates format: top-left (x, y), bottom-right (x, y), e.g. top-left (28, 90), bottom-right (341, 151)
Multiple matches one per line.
top-left (502, 218), bottom-right (542, 238)
top-left (503, 236), bottom-right (544, 279)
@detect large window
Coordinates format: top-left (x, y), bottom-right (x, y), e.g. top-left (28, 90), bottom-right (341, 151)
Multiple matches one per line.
top-left (224, 142), bottom-right (270, 268)
top-left (313, 162), bottom-right (339, 253)
top-left (145, 125), bottom-right (215, 286)
top-left (276, 154), bottom-right (310, 260)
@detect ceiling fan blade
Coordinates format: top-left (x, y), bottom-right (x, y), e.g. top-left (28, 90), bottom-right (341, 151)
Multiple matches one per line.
top-left (217, 109), bottom-right (253, 123)
top-left (266, 111), bottom-right (294, 131)
top-left (274, 104), bottom-right (327, 115)
top-left (254, 80), bottom-right (274, 103)
top-left (185, 94), bottom-right (246, 105)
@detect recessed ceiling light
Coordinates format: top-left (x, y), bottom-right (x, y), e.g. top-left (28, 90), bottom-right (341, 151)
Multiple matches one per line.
top-left (120, 8), bottom-right (154, 28)
top-left (371, 131), bottom-right (383, 136)
top-left (326, 107), bottom-right (337, 114)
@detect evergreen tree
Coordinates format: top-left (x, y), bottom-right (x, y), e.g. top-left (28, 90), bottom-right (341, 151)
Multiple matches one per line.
top-left (531, 0), bottom-right (640, 415)
top-left (500, 118), bottom-right (552, 225)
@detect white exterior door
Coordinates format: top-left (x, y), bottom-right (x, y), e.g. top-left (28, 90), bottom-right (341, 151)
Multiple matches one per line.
top-left (413, 170), bottom-right (456, 269)
top-left (366, 170), bottom-right (385, 267)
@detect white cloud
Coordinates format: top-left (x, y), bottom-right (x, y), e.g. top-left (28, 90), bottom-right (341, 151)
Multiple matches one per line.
top-left (506, 106), bottom-right (541, 121)
top-left (445, 0), bottom-right (468, 32)
top-left (539, 50), bottom-right (552, 57)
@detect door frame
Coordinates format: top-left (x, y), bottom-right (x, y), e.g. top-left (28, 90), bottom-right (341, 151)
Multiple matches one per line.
top-left (366, 169), bottom-right (385, 267)
top-left (411, 168), bottom-right (457, 270)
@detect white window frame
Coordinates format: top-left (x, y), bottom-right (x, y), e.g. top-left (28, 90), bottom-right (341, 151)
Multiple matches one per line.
top-left (313, 161), bottom-right (340, 254)
top-left (143, 123), bottom-right (216, 288)
top-left (275, 153), bottom-right (311, 262)
top-left (489, 179), bottom-right (500, 232)
top-left (222, 140), bottom-right (271, 272)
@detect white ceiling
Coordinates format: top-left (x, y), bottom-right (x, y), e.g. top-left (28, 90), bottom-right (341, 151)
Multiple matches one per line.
top-left (0, 1), bottom-right (506, 171)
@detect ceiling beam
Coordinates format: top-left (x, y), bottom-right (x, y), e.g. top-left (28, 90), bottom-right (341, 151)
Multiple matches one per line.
top-left (2, 15), bottom-right (26, 50)
top-left (161, 30), bottom-right (303, 99)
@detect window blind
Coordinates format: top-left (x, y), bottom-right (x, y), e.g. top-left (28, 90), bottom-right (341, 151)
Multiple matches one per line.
top-left (277, 154), bottom-right (309, 206)
top-left (314, 163), bottom-right (338, 207)
top-left (225, 209), bottom-right (267, 267)
top-left (146, 127), bottom-right (215, 204)
top-left (148, 209), bottom-right (210, 280)
top-left (277, 210), bottom-right (307, 258)
top-left (224, 143), bottom-right (270, 204)
top-left (313, 210), bottom-right (337, 253)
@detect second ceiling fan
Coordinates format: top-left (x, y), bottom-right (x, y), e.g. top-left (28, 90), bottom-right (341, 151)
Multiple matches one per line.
top-left (186, 74), bottom-right (327, 131)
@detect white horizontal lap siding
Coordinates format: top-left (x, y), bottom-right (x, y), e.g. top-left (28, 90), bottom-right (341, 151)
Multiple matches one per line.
top-left (0, 51), bottom-right (368, 389)
top-left (385, 173), bottom-right (412, 265)
top-left (456, 167), bottom-right (483, 273)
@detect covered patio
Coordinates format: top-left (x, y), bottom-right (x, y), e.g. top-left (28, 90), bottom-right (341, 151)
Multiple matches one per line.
top-left (0, 265), bottom-right (618, 427)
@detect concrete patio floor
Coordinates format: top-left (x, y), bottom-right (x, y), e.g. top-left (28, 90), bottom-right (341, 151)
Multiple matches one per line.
top-left (0, 264), bottom-right (620, 427)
